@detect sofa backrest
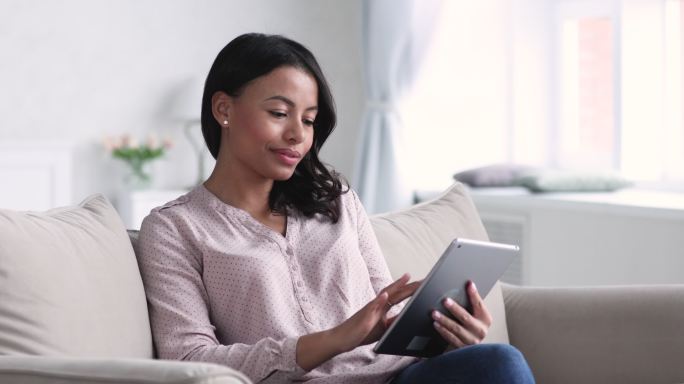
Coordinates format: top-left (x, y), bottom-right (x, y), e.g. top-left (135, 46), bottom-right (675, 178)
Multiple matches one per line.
top-left (0, 184), bottom-right (506, 361)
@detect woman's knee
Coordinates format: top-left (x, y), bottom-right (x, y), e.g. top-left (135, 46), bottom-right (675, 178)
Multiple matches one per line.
top-left (392, 344), bottom-right (534, 384)
top-left (469, 344), bottom-right (534, 382)
top-left (478, 344), bottom-right (525, 361)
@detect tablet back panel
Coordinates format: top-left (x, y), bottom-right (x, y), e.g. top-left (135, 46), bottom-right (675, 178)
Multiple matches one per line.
top-left (374, 238), bottom-right (517, 357)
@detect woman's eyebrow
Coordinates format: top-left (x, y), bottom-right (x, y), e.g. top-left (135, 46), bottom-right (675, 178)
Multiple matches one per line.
top-left (264, 95), bottom-right (318, 111)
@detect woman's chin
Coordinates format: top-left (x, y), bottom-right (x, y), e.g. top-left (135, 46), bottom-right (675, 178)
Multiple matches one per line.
top-left (271, 169), bottom-right (297, 181)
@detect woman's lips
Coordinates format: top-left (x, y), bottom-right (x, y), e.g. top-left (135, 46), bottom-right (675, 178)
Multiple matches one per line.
top-left (271, 148), bottom-right (301, 166)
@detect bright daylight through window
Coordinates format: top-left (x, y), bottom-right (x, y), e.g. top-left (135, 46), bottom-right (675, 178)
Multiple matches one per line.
top-left (403, 0), bottom-right (684, 191)
top-left (559, 0), bottom-right (684, 185)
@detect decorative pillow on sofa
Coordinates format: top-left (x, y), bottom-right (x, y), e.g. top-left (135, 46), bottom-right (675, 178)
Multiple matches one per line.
top-left (0, 194), bottom-right (153, 358)
top-left (370, 182), bottom-right (510, 344)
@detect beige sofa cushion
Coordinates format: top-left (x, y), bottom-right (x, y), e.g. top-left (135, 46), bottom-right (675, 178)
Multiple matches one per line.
top-left (0, 356), bottom-right (251, 384)
top-left (0, 194), bottom-right (153, 358)
top-left (503, 284), bottom-right (684, 383)
top-left (370, 182), bottom-right (509, 344)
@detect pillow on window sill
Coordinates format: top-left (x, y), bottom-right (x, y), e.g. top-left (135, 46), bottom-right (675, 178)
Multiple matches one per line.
top-left (453, 164), bottom-right (538, 188)
top-left (517, 170), bottom-right (632, 193)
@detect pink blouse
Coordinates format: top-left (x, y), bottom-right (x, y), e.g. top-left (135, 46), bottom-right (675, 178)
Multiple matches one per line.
top-left (137, 185), bottom-right (415, 383)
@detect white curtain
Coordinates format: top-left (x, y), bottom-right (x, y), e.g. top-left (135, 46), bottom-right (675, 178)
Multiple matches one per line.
top-left (353, 0), bottom-right (443, 214)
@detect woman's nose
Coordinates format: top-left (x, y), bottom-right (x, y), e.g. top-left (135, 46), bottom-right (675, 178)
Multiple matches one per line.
top-left (286, 119), bottom-right (305, 143)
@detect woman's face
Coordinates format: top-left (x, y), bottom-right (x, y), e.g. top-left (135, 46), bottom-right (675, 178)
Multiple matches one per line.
top-left (215, 66), bottom-right (318, 182)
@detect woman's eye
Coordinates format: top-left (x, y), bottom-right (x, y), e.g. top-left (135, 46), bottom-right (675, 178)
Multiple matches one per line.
top-left (304, 119), bottom-right (315, 126)
top-left (270, 111), bottom-right (287, 118)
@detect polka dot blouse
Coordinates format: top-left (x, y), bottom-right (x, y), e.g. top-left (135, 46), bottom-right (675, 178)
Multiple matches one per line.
top-left (137, 185), bottom-right (415, 383)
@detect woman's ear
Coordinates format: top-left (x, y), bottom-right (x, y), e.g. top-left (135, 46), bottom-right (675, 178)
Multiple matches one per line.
top-left (211, 91), bottom-right (232, 127)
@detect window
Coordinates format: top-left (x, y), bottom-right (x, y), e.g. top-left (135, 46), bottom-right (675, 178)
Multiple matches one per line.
top-left (402, 0), bottom-right (684, 191)
top-left (558, 16), bottom-right (615, 170)
top-left (662, 0), bottom-right (684, 182)
top-left (547, 0), bottom-right (684, 183)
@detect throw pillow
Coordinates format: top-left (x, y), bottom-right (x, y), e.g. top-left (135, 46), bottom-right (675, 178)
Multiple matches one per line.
top-left (0, 194), bottom-right (153, 357)
top-left (453, 164), bottom-right (538, 188)
top-left (518, 170), bottom-right (632, 193)
top-left (370, 182), bottom-right (510, 344)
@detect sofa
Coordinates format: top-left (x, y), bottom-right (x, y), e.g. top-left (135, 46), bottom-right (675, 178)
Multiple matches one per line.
top-left (1, 182), bottom-right (683, 384)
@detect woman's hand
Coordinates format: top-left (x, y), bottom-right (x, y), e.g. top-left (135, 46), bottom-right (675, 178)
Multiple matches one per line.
top-left (330, 273), bottom-right (421, 353)
top-left (296, 273), bottom-right (420, 371)
top-left (431, 281), bottom-right (492, 349)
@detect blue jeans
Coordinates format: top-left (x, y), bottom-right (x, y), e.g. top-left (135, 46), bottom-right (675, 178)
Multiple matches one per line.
top-left (391, 344), bottom-right (535, 384)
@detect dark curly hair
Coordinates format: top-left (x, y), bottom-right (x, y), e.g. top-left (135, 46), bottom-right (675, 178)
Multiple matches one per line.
top-left (201, 33), bottom-right (347, 222)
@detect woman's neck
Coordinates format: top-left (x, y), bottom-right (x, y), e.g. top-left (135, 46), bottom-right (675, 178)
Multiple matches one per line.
top-left (204, 169), bottom-right (287, 236)
top-left (203, 161), bottom-right (274, 220)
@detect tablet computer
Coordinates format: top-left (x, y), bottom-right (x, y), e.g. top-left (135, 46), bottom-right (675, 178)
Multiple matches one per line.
top-left (373, 238), bottom-right (518, 358)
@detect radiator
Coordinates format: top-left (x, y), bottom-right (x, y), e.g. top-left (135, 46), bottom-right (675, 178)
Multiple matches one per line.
top-left (480, 213), bottom-right (527, 285)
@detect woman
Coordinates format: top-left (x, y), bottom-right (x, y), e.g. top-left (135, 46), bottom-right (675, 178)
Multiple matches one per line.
top-left (138, 33), bottom-right (535, 384)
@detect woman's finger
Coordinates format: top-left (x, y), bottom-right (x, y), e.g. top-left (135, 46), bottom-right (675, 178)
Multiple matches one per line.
top-left (362, 292), bottom-right (391, 332)
top-left (356, 291), bottom-right (390, 328)
top-left (336, 290), bottom-right (393, 350)
top-left (466, 281), bottom-right (492, 327)
top-left (442, 298), bottom-right (488, 341)
top-left (386, 273), bottom-right (411, 290)
top-left (384, 314), bottom-right (398, 328)
top-left (433, 317), bottom-right (467, 349)
top-left (379, 273), bottom-right (412, 306)
top-left (388, 280), bottom-right (422, 305)
top-left (374, 291), bottom-right (390, 312)
top-left (432, 310), bottom-right (480, 346)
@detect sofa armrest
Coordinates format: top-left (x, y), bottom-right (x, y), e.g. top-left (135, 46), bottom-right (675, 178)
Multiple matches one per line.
top-left (502, 284), bottom-right (684, 384)
top-left (0, 356), bottom-right (251, 384)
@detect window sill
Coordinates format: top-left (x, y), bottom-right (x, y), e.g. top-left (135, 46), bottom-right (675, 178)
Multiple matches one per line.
top-left (416, 186), bottom-right (684, 221)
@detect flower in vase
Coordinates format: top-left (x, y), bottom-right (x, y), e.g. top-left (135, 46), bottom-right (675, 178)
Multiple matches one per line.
top-left (104, 133), bottom-right (173, 188)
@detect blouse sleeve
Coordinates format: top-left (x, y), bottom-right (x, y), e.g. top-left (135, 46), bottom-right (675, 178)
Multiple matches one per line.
top-left (137, 208), bottom-right (305, 383)
top-left (347, 189), bottom-right (396, 295)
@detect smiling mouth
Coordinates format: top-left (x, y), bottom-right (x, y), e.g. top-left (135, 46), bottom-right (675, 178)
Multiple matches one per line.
top-left (271, 148), bottom-right (301, 166)
top-left (271, 148), bottom-right (301, 158)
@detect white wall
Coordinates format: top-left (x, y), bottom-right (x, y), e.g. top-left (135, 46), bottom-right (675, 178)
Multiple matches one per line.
top-left (0, 0), bottom-right (364, 204)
